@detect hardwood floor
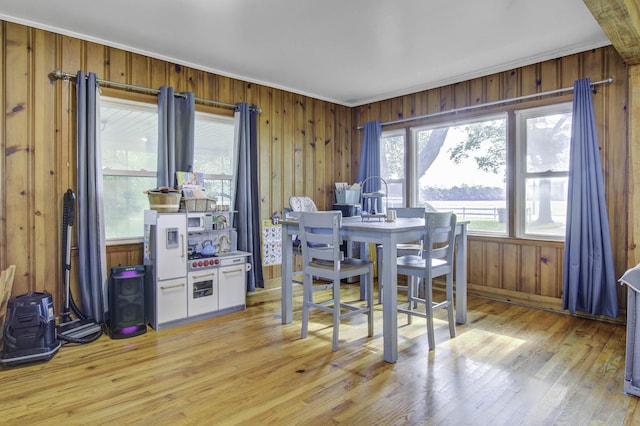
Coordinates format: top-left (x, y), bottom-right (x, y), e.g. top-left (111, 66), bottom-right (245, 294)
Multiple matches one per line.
top-left (1, 281), bottom-right (638, 425)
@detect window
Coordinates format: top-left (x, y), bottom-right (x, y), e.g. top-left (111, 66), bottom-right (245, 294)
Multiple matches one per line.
top-left (193, 112), bottom-right (236, 207)
top-left (100, 97), bottom-right (237, 241)
top-left (380, 130), bottom-right (406, 208)
top-left (515, 103), bottom-right (572, 238)
top-left (411, 114), bottom-right (508, 234)
top-left (101, 97), bottom-right (158, 241)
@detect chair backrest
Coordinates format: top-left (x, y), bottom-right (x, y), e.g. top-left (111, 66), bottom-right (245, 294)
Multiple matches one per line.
top-left (289, 196), bottom-right (318, 212)
top-left (394, 207), bottom-right (426, 219)
top-left (423, 211), bottom-right (457, 266)
top-left (298, 211), bottom-right (343, 267)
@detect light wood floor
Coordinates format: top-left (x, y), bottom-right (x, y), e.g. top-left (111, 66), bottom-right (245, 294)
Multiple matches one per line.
top-left (1, 281), bottom-right (639, 425)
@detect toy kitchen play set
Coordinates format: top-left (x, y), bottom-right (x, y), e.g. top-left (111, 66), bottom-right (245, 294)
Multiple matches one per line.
top-left (143, 176), bottom-right (251, 330)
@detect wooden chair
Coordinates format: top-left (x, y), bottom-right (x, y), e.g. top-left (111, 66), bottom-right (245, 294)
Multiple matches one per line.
top-left (396, 211), bottom-right (457, 350)
top-left (299, 211), bottom-right (374, 350)
top-left (377, 207), bottom-right (426, 304)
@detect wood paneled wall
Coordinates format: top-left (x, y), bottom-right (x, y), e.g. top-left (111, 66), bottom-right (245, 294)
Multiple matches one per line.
top-left (0, 21), bottom-right (352, 312)
top-left (353, 46), bottom-right (630, 318)
top-left (0, 19), bottom-right (631, 320)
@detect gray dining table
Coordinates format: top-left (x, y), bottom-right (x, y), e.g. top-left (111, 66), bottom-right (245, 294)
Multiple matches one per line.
top-left (280, 215), bottom-right (468, 363)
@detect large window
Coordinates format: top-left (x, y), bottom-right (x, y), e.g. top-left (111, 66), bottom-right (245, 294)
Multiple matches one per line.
top-left (100, 97), bottom-right (236, 241)
top-left (411, 114), bottom-right (508, 234)
top-left (398, 102), bottom-right (572, 240)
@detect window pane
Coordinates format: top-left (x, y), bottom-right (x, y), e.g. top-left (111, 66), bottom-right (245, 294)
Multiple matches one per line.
top-left (203, 178), bottom-right (233, 207)
top-left (194, 114), bottom-right (235, 176)
top-left (518, 103), bottom-right (572, 239)
top-left (101, 97), bottom-right (159, 241)
top-left (524, 176), bottom-right (568, 237)
top-left (101, 101), bottom-right (158, 172)
top-left (414, 116), bottom-right (507, 234)
top-left (194, 113), bottom-right (235, 208)
top-left (526, 113), bottom-right (572, 173)
top-left (103, 176), bottom-right (156, 239)
top-left (380, 132), bottom-right (405, 208)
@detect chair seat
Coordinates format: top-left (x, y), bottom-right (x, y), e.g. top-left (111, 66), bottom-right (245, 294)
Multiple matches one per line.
top-left (311, 258), bottom-right (373, 269)
top-left (396, 243), bottom-right (421, 251)
top-left (396, 255), bottom-right (447, 269)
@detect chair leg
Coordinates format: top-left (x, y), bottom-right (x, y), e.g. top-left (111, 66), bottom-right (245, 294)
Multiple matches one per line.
top-left (366, 268), bottom-right (374, 337)
top-left (446, 273), bottom-right (456, 339)
top-left (332, 274), bottom-right (340, 351)
top-left (301, 274), bottom-right (311, 339)
top-left (425, 277), bottom-right (435, 350)
top-left (377, 245), bottom-right (383, 304)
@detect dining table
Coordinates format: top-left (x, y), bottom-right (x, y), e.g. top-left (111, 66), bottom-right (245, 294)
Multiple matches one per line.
top-left (280, 215), bottom-right (468, 363)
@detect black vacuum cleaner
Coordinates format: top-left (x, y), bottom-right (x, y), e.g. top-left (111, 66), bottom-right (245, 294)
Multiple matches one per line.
top-left (56, 189), bottom-right (103, 344)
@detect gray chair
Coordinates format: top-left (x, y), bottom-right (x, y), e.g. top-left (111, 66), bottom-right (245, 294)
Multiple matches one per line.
top-left (299, 211), bottom-right (374, 350)
top-left (289, 196), bottom-right (320, 287)
top-left (377, 207), bottom-right (426, 304)
top-left (396, 211), bottom-right (457, 350)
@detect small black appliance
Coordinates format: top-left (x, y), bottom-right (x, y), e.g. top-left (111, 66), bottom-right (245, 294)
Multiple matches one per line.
top-left (1, 291), bottom-right (61, 367)
top-left (107, 265), bottom-right (147, 339)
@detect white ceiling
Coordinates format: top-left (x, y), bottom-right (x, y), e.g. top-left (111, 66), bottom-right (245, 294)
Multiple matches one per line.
top-left (0, 0), bottom-right (611, 107)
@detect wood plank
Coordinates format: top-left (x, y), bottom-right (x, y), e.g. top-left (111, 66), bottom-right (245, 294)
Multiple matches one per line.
top-left (560, 52), bottom-right (581, 88)
top-left (5, 23), bottom-right (32, 295)
top-left (313, 97), bottom-right (327, 207)
top-left (281, 91), bottom-right (295, 202)
top-left (453, 80), bottom-right (468, 109)
top-left (539, 246), bottom-right (560, 298)
top-left (33, 28), bottom-right (59, 302)
top-left (129, 53), bottom-right (149, 88)
top-left (484, 241), bottom-right (502, 288)
top-left (539, 57), bottom-right (560, 94)
top-left (519, 245), bottom-right (538, 294)
top-left (105, 47), bottom-right (127, 83)
top-left (85, 41), bottom-right (105, 77)
top-left (293, 94), bottom-right (306, 197)
top-left (468, 239), bottom-right (484, 286)
top-left (501, 243), bottom-right (519, 292)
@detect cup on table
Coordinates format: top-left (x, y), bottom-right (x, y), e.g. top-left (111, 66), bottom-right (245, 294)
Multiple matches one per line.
top-left (387, 209), bottom-right (397, 222)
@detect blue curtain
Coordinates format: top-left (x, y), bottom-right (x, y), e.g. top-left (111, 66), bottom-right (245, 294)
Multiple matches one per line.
top-left (563, 78), bottom-right (618, 318)
top-left (234, 103), bottom-right (264, 290)
top-left (157, 87), bottom-right (195, 187)
top-left (356, 121), bottom-right (382, 213)
top-left (76, 71), bottom-right (107, 322)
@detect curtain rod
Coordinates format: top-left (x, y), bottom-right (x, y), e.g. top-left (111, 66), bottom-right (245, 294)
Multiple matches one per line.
top-left (49, 69), bottom-right (261, 113)
top-left (357, 77), bottom-right (614, 130)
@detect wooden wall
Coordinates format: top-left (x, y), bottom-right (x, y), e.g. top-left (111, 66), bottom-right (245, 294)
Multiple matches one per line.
top-left (0, 21), bottom-right (352, 313)
top-left (0, 18), bottom-right (631, 321)
top-left (353, 46), bottom-right (630, 318)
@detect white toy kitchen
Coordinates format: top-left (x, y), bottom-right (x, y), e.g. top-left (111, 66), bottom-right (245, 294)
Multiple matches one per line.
top-left (143, 209), bottom-right (251, 330)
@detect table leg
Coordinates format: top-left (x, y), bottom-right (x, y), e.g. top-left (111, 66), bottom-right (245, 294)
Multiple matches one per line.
top-left (382, 234), bottom-right (398, 363)
top-left (455, 225), bottom-right (467, 324)
top-left (281, 224), bottom-right (293, 324)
